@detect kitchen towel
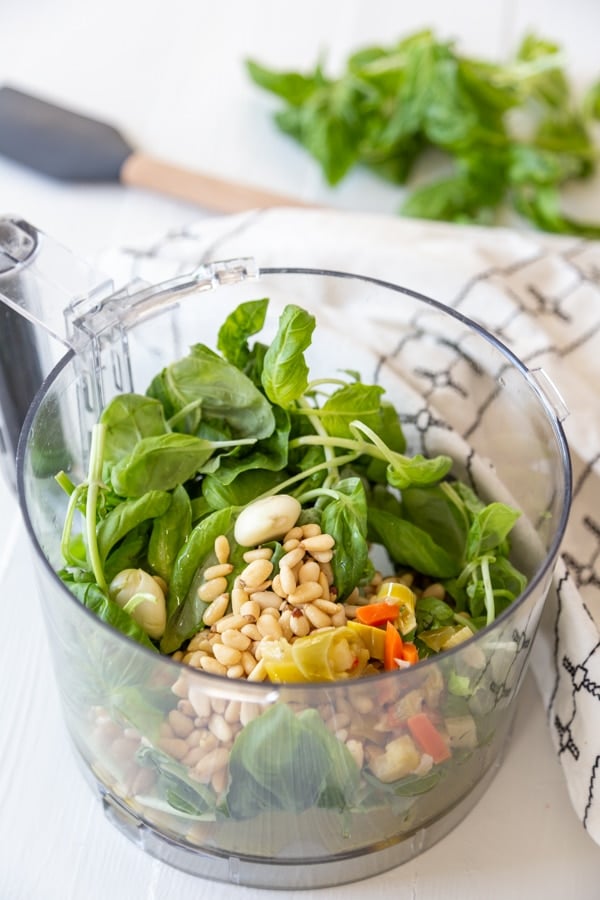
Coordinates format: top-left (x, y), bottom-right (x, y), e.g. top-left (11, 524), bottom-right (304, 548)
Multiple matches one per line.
top-left (101, 206), bottom-right (600, 846)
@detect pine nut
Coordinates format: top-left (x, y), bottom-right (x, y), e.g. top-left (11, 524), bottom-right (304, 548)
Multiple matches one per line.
top-left (241, 623), bottom-right (262, 641)
top-left (188, 687), bottom-right (212, 719)
top-left (290, 611), bottom-right (310, 636)
top-left (231, 586), bottom-right (249, 615)
top-left (279, 565), bottom-right (297, 595)
top-left (226, 664), bottom-right (245, 679)
top-left (213, 644), bottom-right (243, 667)
top-left (279, 547), bottom-right (304, 568)
top-left (302, 523), bottom-right (322, 538)
top-left (187, 633), bottom-right (212, 653)
top-left (214, 534), bottom-right (230, 564)
top-left (272, 574), bottom-right (286, 598)
top-left (193, 747), bottom-right (230, 781)
top-left (204, 563), bottom-right (234, 580)
top-left (183, 745), bottom-right (205, 768)
top-left (288, 582), bottom-right (322, 606)
top-left (208, 714), bottom-right (233, 743)
top-left (215, 614), bottom-right (248, 633)
top-left (183, 650), bottom-right (207, 668)
top-left (240, 599), bottom-right (261, 620)
top-left (301, 533), bottom-right (335, 553)
top-left (331, 609), bottom-right (347, 627)
top-left (304, 604), bottom-right (332, 629)
top-left (314, 598), bottom-right (342, 616)
top-left (211, 697), bottom-right (226, 714)
top-left (318, 571), bottom-right (330, 601)
top-left (224, 701), bottom-right (241, 723)
top-left (251, 590), bottom-right (282, 609)
top-left (168, 709), bottom-right (195, 739)
top-left (320, 561), bottom-right (334, 583)
top-left (283, 526), bottom-right (303, 542)
top-left (171, 675), bottom-right (190, 698)
top-left (282, 537), bottom-right (300, 552)
top-left (422, 582), bottom-right (445, 600)
top-left (298, 560), bottom-right (321, 583)
top-left (240, 702), bottom-right (261, 725)
top-left (242, 547), bottom-right (273, 562)
top-left (159, 737), bottom-right (188, 760)
top-left (221, 629), bottom-right (252, 651)
top-left (211, 766), bottom-right (228, 794)
top-left (202, 592), bottom-right (229, 625)
top-left (240, 558), bottom-right (273, 587)
top-left (241, 650), bottom-right (257, 675)
top-left (257, 615), bottom-right (283, 638)
top-left (199, 656), bottom-right (227, 676)
top-left (308, 550), bottom-right (334, 563)
top-left (198, 578), bottom-right (229, 604)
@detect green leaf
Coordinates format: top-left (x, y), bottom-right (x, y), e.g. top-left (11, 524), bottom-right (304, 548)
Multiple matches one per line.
top-left (320, 477), bottom-right (369, 599)
top-left (223, 704), bottom-right (359, 820)
top-left (401, 482), bottom-right (469, 561)
top-left (466, 501), bottom-right (521, 559)
top-left (147, 343), bottom-right (275, 440)
top-left (110, 434), bottom-right (218, 497)
top-left (368, 507), bottom-right (461, 578)
top-left (217, 297), bottom-right (269, 369)
top-left (100, 394), bottom-right (168, 465)
top-left (161, 506), bottom-right (235, 652)
top-left (245, 59), bottom-right (325, 106)
top-left (147, 484), bottom-right (193, 582)
top-left (97, 490), bottom-right (171, 562)
top-left (261, 305), bottom-right (316, 407)
top-left (386, 451), bottom-right (452, 490)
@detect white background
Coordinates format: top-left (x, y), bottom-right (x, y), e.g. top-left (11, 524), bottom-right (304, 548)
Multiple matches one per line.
top-left (0, 1), bottom-right (599, 897)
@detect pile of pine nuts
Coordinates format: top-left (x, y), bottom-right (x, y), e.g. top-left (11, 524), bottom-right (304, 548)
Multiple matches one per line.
top-left (172, 522), bottom-right (351, 681)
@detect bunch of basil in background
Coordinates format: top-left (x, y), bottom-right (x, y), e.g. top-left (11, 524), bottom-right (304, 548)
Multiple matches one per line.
top-left (246, 30), bottom-right (600, 236)
top-left (57, 297), bottom-right (526, 659)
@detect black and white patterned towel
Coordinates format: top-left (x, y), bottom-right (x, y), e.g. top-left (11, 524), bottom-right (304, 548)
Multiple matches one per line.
top-left (101, 207), bottom-right (600, 845)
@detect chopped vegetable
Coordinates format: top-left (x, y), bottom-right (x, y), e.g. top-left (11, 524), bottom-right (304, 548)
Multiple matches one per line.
top-left (407, 713), bottom-right (451, 763)
top-left (356, 601), bottom-right (400, 627)
top-left (384, 621), bottom-right (404, 671)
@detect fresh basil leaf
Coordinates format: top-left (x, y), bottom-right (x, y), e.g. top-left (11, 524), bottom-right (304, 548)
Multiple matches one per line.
top-left (148, 484), bottom-right (192, 582)
top-left (204, 405), bottom-right (290, 484)
top-left (97, 490), bottom-right (171, 562)
top-left (321, 477), bottom-right (369, 599)
top-left (401, 482), bottom-right (469, 561)
top-left (217, 297), bottom-right (269, 369)
top-left (161, 507), bottom-right (235, 652)
top-left (415, 594), bottom-right (456, 631)
top-left (386, 451), bottom-right (452, 490)
top-left (246, 59), bottom-right (325, 105)
top-left (466, 501), bottom-right (521, 559)
top-left (368, 507), bottom-right (461, 578)
top-left (147, 343), bottom-right (275, 440)
top-left (261, 305), bottom-right (316, 407)
top-left (202, 468), bottom-right (283, 510)
top-left (100, 394), bottom-right (168, 465)
top-left (110, 434), bottom-right (218, 497)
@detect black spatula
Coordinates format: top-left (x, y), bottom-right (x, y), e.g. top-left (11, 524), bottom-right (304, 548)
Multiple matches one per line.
top-left (0, 85), bottom-right (310, 213)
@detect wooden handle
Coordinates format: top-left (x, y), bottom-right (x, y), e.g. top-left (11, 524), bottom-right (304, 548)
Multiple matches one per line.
top-left (120, 150), bottom-right (314, 214)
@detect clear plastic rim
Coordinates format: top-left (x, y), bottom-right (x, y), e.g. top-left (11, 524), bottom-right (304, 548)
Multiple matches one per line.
top-left (15, 265), bottom-right (573, 698)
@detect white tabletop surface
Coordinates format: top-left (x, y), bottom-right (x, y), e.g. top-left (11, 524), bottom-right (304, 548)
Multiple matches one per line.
top-left (1, 2), bottom-right (599, 898)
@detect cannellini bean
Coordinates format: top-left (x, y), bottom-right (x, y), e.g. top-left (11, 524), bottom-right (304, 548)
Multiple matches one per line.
top-left (234, 494), bottom-right (301, 546)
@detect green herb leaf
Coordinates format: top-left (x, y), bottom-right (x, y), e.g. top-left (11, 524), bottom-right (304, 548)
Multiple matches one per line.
top-left (262, 305), bottom-right (316, 407)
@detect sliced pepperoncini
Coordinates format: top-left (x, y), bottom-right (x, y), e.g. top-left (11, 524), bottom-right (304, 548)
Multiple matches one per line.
top-left (260, 626), bottom-right (370, 682)
top-left (376, 581), bottom-right (417, 636)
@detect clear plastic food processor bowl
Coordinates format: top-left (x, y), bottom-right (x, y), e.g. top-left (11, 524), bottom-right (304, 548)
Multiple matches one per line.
top-left (0, 219), bottom-right (571, 889)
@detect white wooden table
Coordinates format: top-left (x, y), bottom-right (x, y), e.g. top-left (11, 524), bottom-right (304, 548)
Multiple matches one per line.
top-left (0, 2), bottom-right (599, 897)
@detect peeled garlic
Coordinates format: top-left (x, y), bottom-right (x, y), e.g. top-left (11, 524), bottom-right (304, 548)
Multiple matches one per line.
top-left (234, 494), bottom-right (301, 547)
top-left (109, 568), bottom-right (167, 639)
